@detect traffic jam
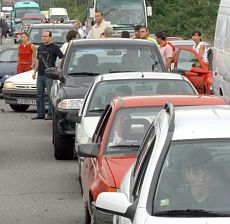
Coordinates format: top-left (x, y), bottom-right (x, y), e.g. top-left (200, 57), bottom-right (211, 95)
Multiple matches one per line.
top-left (0, 0), bottom-right (230, 223)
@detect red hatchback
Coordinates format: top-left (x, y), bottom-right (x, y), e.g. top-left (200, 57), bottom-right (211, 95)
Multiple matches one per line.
top-left (78, 95), bottom-right (226, 223)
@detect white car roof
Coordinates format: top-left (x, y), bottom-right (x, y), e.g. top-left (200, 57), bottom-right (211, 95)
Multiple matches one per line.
top-left (173, 105), bottom-right (230, 140)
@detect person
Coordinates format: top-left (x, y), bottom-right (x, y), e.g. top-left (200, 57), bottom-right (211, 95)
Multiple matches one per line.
top-left (86, 20), bottom-right (95, 39)
top-left (155, 31), bottom-right (173, 71)
top-left (60, 29), bottom-right (79, 54)
top-left (121, 31), bottom-right (130, 38)
top-left (133, 25), bottom-right (141, 39)
top-left (139, 26), bottom-right (158, 46)
top-left (91, 11), bottom-right (111, 39)
top-left (31, 30), bottom-right (64, 120)
top-left (60, 18), bottom-right (64, 23)
top-left (17, 32), bottom-right (36, 74)
top-left (102, 26), bottom-right (113, 38)
top-left (192, 31), bottom-right (208, 64)
top-left (74, 20), bottom-right (86, 38)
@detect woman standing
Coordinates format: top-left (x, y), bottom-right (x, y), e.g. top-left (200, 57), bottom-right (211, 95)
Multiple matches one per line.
top-left (17, 32), bottom-right (36, 74)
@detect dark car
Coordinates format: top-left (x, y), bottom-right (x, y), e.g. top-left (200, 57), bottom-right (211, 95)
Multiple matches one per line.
top-left (0, 46), bottom-right (17, 92)
top-left (45, 38), bottom-right (166, 160)
top-left (27, 23), bottom-right (78, 46)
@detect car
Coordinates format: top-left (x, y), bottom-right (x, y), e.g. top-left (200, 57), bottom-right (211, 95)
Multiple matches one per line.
top-left (27, 23), bottom-right (78, 46)
top-left (45, 38), bottom-right (166, 160)
top-left (0, 46), bottom-right (17, 93)
top-left (2, 70), bottom-right (48, 112)
top-left (172, 46), bottom-right (213, 95)
top-left (94, 103), bottom-right (230, 224)
top-left (75, 71), bottom-right (198, 180)
top-left (78, 95), bottom-right (227, 224)
top-left (13, 23), bottom-right (22, 44)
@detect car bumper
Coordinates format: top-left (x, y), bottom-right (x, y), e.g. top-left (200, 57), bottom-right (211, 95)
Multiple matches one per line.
top-left (55, 108), bottom-right (79, 136)
top-left (2, 88), bottom-right (48, 105)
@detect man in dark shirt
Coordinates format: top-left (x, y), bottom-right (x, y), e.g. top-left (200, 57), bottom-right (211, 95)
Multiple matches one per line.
top-left (32, 30), bottom-right (64, 120)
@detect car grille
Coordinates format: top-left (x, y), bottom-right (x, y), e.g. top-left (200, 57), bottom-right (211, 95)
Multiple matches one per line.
top-left (15, 84), bottom-right (36, 89)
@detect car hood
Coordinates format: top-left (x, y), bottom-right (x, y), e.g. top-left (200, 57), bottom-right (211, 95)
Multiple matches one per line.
top-left (81, 116), bottom-right (101, 139)
top-left (6, 70), bottom-right (35, 85)
top-left (105, 156), bottom-right (136, 188)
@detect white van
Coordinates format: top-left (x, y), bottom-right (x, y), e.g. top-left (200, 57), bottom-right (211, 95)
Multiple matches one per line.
top-left (213, 0), bottom-right (230, 101)
top-left (48, 8), bottom-right (69, 22)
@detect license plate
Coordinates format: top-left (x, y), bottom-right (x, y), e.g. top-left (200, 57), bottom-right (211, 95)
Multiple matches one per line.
top-left (16, 98), bottom-right (36, 105)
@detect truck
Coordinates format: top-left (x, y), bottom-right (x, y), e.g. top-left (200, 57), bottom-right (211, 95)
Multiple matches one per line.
top-left (86, 0), bottom-right (152, 36)
top-left (48, 8), bottom-right (69, 22)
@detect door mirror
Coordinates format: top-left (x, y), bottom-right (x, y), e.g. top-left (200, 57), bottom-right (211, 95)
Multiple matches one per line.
top-left (90, 8), bottom-right (95, 18)
top-left (190, 67), bottom-right (208, 74)
top-left (78, 143), bottom-right (100, 158)
top-left (147, 6), bottom-right (152, 16)
top-left (95, 192), bottom-right (133, 219)
top-left (75, 116), bottom-right (82, 124)
top-left (171, 68), bottom-right (185, 76)
top-left (44, 67), bottom-right (60, 80)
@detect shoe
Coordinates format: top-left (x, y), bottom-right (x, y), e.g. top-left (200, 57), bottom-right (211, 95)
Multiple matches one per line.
top-left (31, 115), bottom-right (45, 120)
top-left (45, 114), bottom-right (52, 120)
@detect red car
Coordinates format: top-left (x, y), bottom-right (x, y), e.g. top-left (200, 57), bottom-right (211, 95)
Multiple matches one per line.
top-left (78, 94), bottom-right (226, 223)
top-left (173, 46), bottom-right (213, 95)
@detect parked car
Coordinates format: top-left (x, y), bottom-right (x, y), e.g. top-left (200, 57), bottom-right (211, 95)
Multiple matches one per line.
top-left (172, 46), bottom-right (213, 94)
top-left (0, 46), bottom-right (17, 93)
top-left (13, 23), bottom-right (22, 44)
top-left (27, 23), bottom-right (78, 46)
top-left (2, 70), bottom-right (48, 112)
top-left (78, 95), bottom-right (227, 224)
top-left (75, 71), bottom-right (198, 181)
top-left (94, 103), bottom-right (230, 224)
top-left (45, 38), bottom-right (165, 160)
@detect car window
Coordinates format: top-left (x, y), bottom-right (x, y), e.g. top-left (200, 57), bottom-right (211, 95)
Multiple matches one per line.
top-left (177, 50), bottom-right (201, 70)
top-left (66, 46), bottom-right (163, 75)
top-left (0, 48), bottom-right (17, 62)
top-left (153, 139), bottom-right (230, 215)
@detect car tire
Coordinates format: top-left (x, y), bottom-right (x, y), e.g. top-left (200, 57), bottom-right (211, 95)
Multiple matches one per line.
top-left (83, 196), bottom-right (91, 224)
top-left (53, 115), bottom-right (74, 160)
top-left (10, 104), bottom-right (30, 112)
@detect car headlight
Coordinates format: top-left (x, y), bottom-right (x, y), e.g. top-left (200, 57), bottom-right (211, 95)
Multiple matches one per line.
top-left (4, 81), bottom-right (15, 89)
top-left (57, 99), bottom-right (83, 110)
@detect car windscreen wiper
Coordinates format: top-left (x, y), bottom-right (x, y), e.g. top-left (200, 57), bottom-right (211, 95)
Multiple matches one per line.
top-left (108, 70), bottom-right (134, 73)
top-left (113, 24), bottom-right (135, 28)
top-left (67, 72), bottom-right (100, 76)
top-left (88, 108), bottom-right (105, 113)
top-left (109, 144), bottom-right (140, 149)
top-left (154, 209), bottom-right (230, 217)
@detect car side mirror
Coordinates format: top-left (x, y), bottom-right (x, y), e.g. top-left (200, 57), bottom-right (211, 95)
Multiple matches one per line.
top-left (171, 68), bottom-right (185, 76)
top-left (190, 67), bottom-right (208, 74)
top-left (78, 143), bottom-right (100, 158)
top-left (44, 67), bottom-right (60, 80)
top-left (147, 6), bottom-right (152, 16)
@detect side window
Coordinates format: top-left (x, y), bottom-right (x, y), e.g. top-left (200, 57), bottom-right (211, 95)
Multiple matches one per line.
top-left (177, 50), bottom-right (201, 70)
top-left (93, 105), bottom-right (112, 143)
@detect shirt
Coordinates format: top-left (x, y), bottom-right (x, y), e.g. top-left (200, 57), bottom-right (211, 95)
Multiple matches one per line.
top-left (37, 43), bottom-right (64, 76)
top-left (91, 20), bottom-right (111, 39)
top-left (160, 44), bottom-right (173, 66)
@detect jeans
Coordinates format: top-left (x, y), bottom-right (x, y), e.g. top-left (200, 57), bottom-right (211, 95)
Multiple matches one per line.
top-left (36, 75), bottom-right (53, 117)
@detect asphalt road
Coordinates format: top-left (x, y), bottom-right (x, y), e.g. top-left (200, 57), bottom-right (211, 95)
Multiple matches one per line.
top-left (0, 99), bottom-right (83, 224)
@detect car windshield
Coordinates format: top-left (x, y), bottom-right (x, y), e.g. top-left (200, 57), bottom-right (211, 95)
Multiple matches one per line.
top-left (22, 19), bottom-right (43, 26)
top-left (29, 27), bottom-right (72, 44)
top-left (153, 139), bottom-right (230, 216)
top-left (105, 107), bottom-right (160, 155)
top-left (87, 79), bottom-right (196, 114)
top-left (96, 0), bottom-right (145, 26)
top-left (0, 48), bottom-right (18, 62)
top-left (67, 46), bottom-right (163, 75)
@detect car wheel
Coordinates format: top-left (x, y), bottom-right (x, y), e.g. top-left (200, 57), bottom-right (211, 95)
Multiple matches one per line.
top-left (83, 196), bottom-right (91, 224)
top-left (53, 115), bottom-right (74, 160)
top-left (10, 104), bottom-right (30, 112)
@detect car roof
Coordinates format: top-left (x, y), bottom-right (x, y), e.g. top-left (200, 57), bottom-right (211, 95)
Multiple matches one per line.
top-left (170, 39), bottom-right (211, 48)
top-left (172, 105), bottom-right (230, 140)
top-left (70, 38), bottom-right (158, 47)
top-left (112, 95), bottom-right (226, 109)
top-left (29, 23), bottom-right (75, 28)
top-left (95, 72), bottom-right (187, 82)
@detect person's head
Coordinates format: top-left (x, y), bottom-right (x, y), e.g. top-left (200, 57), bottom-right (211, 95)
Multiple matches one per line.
top-left (95, 11), bottom-right (104, 25)
top-left (140, 26), bottom-right (149, 39)
top-left (60, 18), bottom-right (64, 23)
top-left (104, 26), bottom-right (113, 38)
top-left (155, 31), bottom-right (167, 45)
top-left (115, 85), bottom-right (132, 97)
top-left (121, 31), bottom-right (130, 38)
top-left (134, 25), bottom-right (141, 39)
top-left (74, 20), bottom-right (81, 29)
top-left (66, 29), bottom-right (78, 42)
top-left (42, 30), bottom-right (52, 45)
top-left (20, 32), bottom-right (29, 43)
top-left (192, 30), bottom-right (202, 43)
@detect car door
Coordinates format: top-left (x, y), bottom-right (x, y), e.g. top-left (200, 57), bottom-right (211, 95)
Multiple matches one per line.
top-left (173, 46), bottom-right (213, 94)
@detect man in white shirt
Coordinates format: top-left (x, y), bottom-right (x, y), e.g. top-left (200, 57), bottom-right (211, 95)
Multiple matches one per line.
top-left (91, 11), bottom-right (111, 39)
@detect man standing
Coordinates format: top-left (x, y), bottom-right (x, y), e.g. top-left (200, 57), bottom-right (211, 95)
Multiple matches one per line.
top-left (140, 26), bottom-right (158, 46)
top-left (74, 20), bottom-right (87, 39)
top-left (91, 11), bottom-right (111, 39)
top-left (155, 31), bottom-right (173, 71)
top-left (32, 30), bottom-right (64, 120)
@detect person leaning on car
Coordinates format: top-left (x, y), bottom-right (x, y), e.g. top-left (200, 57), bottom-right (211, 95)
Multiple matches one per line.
top-left (31, 30), bottom-right (64, 120)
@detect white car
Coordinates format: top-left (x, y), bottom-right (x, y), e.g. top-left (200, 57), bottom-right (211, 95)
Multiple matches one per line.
top-left (94, 104), bottom-right (230, 223)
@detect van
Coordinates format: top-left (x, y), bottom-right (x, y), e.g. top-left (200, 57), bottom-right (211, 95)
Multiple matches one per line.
top-left (48, 8), bottom-right (69, 22)
top-left (213, 0), bottom-right (230, 101)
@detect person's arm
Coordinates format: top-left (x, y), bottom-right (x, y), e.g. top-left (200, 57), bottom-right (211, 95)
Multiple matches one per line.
top-left (199, 44), bottom-right (205, 59)
top-left (31, 43), bottom-right (37, 69)
top-left (32, 47), bottom-right (40, 80)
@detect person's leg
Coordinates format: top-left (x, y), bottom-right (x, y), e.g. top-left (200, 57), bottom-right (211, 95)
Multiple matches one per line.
top-left (36, 75), bottom-right (46, 118)
top-left (45, 77), bottom-right (53, 116)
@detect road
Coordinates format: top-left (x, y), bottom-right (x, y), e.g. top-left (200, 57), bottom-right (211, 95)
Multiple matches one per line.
top-left (0, 99), bottom-right (83, 224)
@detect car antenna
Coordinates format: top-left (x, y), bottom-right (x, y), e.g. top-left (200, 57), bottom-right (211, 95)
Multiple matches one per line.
top-left (141, 73), bottom-right (144, 78)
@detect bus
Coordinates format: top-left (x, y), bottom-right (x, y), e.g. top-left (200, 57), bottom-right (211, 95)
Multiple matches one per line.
top-left (86, 0), bottom-right (152, 35)
top-left (12, 1), bottom-right (40, 23)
